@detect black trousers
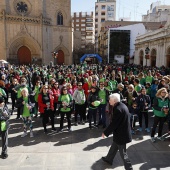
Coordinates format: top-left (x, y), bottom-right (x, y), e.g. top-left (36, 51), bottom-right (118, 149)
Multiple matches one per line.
top-left (17, 107), bottom-right (21, 118)
top-left (60, 111), bottom-right (71, 129)
top-left (88, 108), bottom-right (97, 128)
top-left (11, 97), bottom-right (16, 111)
top-left (42, 109), bottom-right (55, 131)
top-left (138, 111), bottom-right (148, 128)
top-left (1, 130), bottom-right (8, 155)
top-left (151, 115), bottom-right (166, 137)
top-left (106, 141), bottom-right (133, 170)
top-left (75, 104), bottom-right (86, 122)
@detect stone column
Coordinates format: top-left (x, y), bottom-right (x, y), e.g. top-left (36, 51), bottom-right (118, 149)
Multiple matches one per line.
top-left (2, 10), bottom-right (7, 60)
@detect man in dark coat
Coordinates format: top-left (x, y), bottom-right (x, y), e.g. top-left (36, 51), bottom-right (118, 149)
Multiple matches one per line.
top-left (102, 93), bottom-right (133, 170)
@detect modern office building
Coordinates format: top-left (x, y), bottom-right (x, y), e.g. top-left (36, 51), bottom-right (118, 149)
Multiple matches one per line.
top-left (95, 0), bottom-right (116, 52)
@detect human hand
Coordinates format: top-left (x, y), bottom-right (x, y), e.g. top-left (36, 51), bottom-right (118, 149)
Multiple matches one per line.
top-left (22, 101), bottom-right (25, 105)
top-left (92, 102), bottom-right (94, 106)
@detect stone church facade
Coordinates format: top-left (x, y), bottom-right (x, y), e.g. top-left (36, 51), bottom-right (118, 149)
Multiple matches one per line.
top-left (0, 0), bottom-right (72, 65)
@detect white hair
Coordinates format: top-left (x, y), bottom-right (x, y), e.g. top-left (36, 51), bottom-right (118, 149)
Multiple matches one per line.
top-left (109, 93), bottom-right (120, 102)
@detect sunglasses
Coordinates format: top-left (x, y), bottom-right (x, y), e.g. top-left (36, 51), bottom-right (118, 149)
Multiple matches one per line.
top-left (44, 88), bottom-right (48, 89)
top-left (78, 85), bottom-right (82, 86)
top-left (63, 89), bottom-right (67, 91)
top-left (54, 84), bottom-right (58, 85)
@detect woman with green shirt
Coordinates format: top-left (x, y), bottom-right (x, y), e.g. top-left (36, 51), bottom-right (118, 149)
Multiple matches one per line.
top-left (33, 80), bottom-right (41, 117)
top-left (16, 88), bottom-right (35, 138)
top-left (151, 88), bottom-right (170, 142)
top-left (58, 86), bottom-right (73, 132)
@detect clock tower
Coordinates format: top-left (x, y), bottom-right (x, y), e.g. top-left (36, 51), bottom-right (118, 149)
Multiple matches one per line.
top-left (0, 0), bottom-right (72, 65)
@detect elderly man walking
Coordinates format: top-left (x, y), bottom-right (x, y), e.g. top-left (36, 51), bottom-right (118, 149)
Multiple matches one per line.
top-left (102, 93), bottom-right (133, 170)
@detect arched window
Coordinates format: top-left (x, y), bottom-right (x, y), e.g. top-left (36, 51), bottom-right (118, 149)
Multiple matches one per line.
top-left (57, 12), bottom-right (63, 25)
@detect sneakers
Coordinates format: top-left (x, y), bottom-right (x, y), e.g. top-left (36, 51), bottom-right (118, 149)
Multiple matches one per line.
top-left (30, 131), bottom-right (34, 138)
top-left (138, 127), bottom-right (142, 132)
top-left (21, 132), bottom-right (27, 138)
top-left (68, 128), bottom-right (72, 132)
top-left (131, 130), bottom-right (135, 135)
top-left (74, 122), bottom-right (78, 126)
top-left (58, 128), bottom-right (63, 133)
top-left (1, 153), bottom-right (8, 159)
top-left (145, 128), bottom-right (150, 133)
top-left (51, 128), bottom-right (57, 131)
top-left (81, 121), bottom-right (85, 125)
top-left (157, 136), bottom-right (165, 141)
top-left (151, 137), bottom-right (156, 143)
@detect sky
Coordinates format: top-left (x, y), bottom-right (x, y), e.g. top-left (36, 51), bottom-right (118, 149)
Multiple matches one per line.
top-left (71, 0), bottom-right (170, 21)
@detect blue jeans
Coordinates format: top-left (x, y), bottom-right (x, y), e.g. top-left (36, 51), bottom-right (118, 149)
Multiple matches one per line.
top-left (98, 104), bottom-right (106, 126)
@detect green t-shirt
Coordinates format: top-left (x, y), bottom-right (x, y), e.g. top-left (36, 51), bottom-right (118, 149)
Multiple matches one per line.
top-left (145, 76), bottom-right (154, 84)
top-left (34, 86), bottom-right (40, 102)
top-left (135, 84), bottom-right (142, 93)
top-left (0, 88), bottom-right (7, 98)
top-left (98, 90), bottom-right (106, 104)
top-left (23, 97), bottom-right (30, 117)
top-left (58, 94), bottom-right (72, 112)
top-left (110, 80), bottom-right (118, 91)
top-left (17, 87), bottom-right (25, 98)
top-left (140, 78), bottom-right (145, 85)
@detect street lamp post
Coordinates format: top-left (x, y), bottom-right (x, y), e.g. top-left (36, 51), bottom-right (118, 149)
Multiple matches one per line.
top-left (145, 47), bottom-right (150, 66)
top-left (52, 52), bottom-right (58, 65)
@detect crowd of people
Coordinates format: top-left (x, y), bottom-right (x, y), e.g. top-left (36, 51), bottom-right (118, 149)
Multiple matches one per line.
top-left (0, 62), bottom-right (170, 159)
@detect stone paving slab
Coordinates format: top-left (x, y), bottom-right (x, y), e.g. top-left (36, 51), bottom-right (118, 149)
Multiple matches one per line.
top-left (0, 107), bottom-right (170, 169)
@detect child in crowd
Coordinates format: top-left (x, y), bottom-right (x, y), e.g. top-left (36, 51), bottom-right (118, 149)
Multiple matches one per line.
top-left (129, 102), bottom-right (139, 134)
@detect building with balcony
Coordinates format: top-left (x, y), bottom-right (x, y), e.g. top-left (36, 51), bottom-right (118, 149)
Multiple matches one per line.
top-left (95, 0), bottom-right (116, 52)
top-left (72, 12), bottom-right (95, 48)
top-left (142, 1), bottom-right (170, 22)
top-left (135, 13), bottom-right (170, 67)
top-left (72, 12), bottom-right (95, 63)
top-left (0, 0), bottom-right (72, 65)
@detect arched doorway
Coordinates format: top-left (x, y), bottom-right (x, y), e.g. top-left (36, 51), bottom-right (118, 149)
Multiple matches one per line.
top-left (17, 46), bottom-right (31, 65)
top-left (150, 49), bottom-right (156, 67)
top-left (139, 50), bottom-right (144, 65)
top-left (166, 47), bottom-right (170, 67)
top-left (57, 50), bottom-right (64, 65)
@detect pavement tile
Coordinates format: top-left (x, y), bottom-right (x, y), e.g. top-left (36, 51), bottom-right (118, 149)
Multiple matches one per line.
top-left (19, 153), bottom-right (47, 166)
top-left (45, 153), bottom-right (71, 167)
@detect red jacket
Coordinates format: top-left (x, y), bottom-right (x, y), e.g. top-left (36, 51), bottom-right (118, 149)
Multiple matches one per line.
top-left (38, 93), bottom-right (54, 113)
top-left (51, 87), bottom-right (60, 103)
top-left (83, 82), bottom-right (90, 98)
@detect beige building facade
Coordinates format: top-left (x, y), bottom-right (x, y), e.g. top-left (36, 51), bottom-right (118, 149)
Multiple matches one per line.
top-left (135, 14), bottom-right (170, 67)
top-left (0, 0), bottom-right (72, 65)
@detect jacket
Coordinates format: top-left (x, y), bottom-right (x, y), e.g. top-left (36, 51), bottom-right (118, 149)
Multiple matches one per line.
top-left (38, 93), bottom-right (54, 113)
top-left (153, 97), bottom-right (170, 117)
top-left (51, 87), bottom-right (60, 103)
top-left (87, 91), bottom-right (100, 109)
top-left (73, 89), bottom-right (86, 105)
top-left (104, 102), bottom-right (132, 145)
top-left (15, 95), bottom-right (35, 115)
top-left (136, 94), bottom-right (151, 112)
top-left (0, 106), bottom-right (10, 132)
top-left (9, 84), bottom-right (17, 100)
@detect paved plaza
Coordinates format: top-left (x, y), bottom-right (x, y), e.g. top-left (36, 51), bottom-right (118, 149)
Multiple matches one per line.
top-left (0, 105), bottom-right (170, 170)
